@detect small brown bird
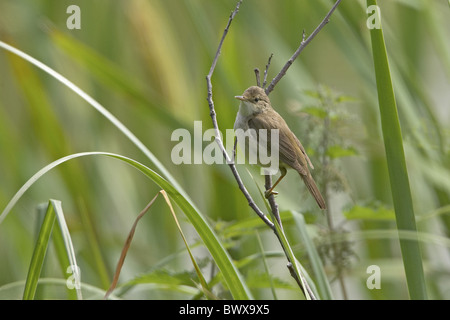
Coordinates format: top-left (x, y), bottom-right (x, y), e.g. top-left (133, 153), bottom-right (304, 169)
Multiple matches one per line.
top-left (234, 86), bottom-right (326, 209)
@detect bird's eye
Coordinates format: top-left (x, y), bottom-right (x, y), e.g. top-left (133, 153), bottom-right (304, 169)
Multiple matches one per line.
top-left (254, 98), bottom-right (259, 102)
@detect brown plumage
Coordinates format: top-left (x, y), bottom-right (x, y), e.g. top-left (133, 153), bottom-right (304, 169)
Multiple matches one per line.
top-left (234, 86), bottom-right (326, 209)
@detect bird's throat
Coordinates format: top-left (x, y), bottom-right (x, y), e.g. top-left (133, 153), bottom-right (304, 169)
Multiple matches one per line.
top-left (238, 101), bottom-right (259, 117)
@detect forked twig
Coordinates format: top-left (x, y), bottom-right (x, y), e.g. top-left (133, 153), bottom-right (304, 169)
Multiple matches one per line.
top-left (206, 0), bottom-right (275, 230)
top-left (205, 0), bottom-right (342, 299)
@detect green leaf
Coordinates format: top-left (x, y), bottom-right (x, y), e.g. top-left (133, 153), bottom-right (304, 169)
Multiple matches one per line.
top-left (246, 270), bottom-right (295, 290)
top-left (344, 204), bottom-right (395, 221)
top-left (367, 0), bottom-right (427, 300)
top-left (302, 90), bottom-right (321, 99)
top-left (326, 145), bottom-right (358, 159)
top-left (126, 269), bottom-right (197, 287)
top-left (301, 106), bottom-right (328, 119)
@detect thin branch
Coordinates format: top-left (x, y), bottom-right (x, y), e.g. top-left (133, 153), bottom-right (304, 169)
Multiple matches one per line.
top-left (264, 175), bottom-right (282, 228)
top-left (207, 0), bottom-right (242, 79)
top-left (254, 68), bottom-right (261, 87)
top-left (206, 0), bottom-right (274, 230)
top-left (265, 0), bottom-right (342, 95)
top-left (262, 53), bottom-right (273, 89)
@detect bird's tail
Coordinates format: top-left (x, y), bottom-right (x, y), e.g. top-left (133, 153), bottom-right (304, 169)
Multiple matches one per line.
top-left (301, 173), bottom-right (326, 210)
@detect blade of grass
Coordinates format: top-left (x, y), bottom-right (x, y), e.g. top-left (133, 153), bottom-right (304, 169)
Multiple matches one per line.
top-left (0, 39), bottom-right (184, 289)
top-left (104, 191), bottom-right (213, 300)
top-left (51, 200), bottom-right (82, 300)
top-left (24, 200), bottom-right (82, 300)
top-left (1, 279), bottom-right (120, 300)
top-left (270, 213), bottom-right (313, 300)
top-left (0, 152), bottom-right (253, 300)
top-left (291, 211), bottom-right (333, 300)
top-left (107, 153), bottom-right (253, 299)
top-left (51, 218), bottom-right (78, 300)
top-left (366, 0), bottom-right (427, 299)
top-left (0, 41), bottom-right (183, 198)
top-left (161, 190), bottom-right (214, 299)
top-left (5, 43), bottom-right (110, 289)
top-left (23, 200), bottom-right (56, 300)
top-left (255, 231), bottom-right (277, 300)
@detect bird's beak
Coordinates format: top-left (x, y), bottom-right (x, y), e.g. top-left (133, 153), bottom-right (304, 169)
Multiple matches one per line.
top-left (234, 95), bottom-right (245, 101)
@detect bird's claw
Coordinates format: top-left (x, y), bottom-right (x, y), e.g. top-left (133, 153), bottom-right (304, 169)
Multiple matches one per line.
top-left (264, 190), bottom-right (279, 199)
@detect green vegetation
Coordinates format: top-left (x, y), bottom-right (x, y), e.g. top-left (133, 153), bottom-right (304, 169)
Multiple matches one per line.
top-left (0, 0), bottom-right (449, 300)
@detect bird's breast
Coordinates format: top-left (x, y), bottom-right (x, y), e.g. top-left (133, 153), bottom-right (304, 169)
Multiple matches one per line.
top-left (234, 111), bottom-right (249, 131)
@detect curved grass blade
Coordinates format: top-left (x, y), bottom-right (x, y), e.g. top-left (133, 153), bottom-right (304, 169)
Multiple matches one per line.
top-left (0, 279), bottom-right (120, 300)
top-left (161, 190), bottom-right (214, 299)
top-left (104, 191), bottom-right (212, 300)
top-left (0, 41), bottom-right (245, 296)
top-left (366, 0), bottom-right (427, 300)
top-left (0, 152), bottom-right (252, 300)
top-left (0, 41), bottom-right (183, 198)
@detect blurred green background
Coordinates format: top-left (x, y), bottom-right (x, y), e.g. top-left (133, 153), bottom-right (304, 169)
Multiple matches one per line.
top-left (0, 0), bottom-right (449, 299)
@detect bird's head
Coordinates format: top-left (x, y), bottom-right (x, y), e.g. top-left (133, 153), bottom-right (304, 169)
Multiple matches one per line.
top-left (235, 86), bottom-right (271, 114)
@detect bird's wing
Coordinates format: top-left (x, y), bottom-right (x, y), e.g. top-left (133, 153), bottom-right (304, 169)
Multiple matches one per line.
top-left (293, 134), bottom-right (314, 169)
top-left (248, 109), bottom-right (309, 175)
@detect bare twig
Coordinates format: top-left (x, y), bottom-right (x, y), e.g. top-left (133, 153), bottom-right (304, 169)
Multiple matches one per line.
top-left (265, 0), bottom-right (342, 95)
top-left (262, 53), bottom-right (273, 89)
top-left (206, 0), bottom-right (274, 230)
top-left (265, 174), bottom-right (318, 299)
top-left (286, 262), bottom-right (317, 300)
top-left (232, 136), bottom-right (238, 164)
top-left (254, 68), bottom-right (261, 87)
top-left (264, 175), bottom-right (282, 228)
